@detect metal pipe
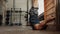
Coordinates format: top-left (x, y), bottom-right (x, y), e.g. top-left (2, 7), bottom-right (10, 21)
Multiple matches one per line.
top-left (13, 0), bottom-right (15, 10)
top-left (19, 8), bottom-right (22, 25)
top-left (26, 0), bottom-right (29, 25)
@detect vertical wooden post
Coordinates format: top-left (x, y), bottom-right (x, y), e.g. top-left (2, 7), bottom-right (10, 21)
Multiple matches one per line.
top-left (56, 0), bottom-right (60, 31)
top-left (44, 0), bottom-right (47, 23)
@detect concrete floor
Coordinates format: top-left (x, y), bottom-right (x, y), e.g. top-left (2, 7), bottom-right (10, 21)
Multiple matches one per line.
top-left (0, 26), bottom-right (60, 34)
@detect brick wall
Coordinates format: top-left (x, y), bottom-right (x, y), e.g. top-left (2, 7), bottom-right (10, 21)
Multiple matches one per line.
top-left (44, 0), bottom-right (57, 31)
top-left (44, 0), bottom-right (56, 24)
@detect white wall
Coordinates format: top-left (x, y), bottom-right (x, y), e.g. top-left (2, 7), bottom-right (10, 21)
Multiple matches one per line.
top-left (7, 0), bottom-right (13, 10)
top-left (38, 0), bottom-right (44, 16)
top-left (7, 0), bottom-right (32, 11)
top-left (15, 0), bottom-right (27, 11)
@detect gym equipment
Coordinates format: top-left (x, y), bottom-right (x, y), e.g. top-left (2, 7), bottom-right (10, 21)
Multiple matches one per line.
top-left (0, 15), bottom-right (2, 26)
top-left (5, 11), bottom-right (10, 25)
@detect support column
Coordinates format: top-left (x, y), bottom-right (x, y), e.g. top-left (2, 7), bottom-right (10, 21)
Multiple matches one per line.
top-left (56, 0), bottom-right (60, 31)
top-left (0, 0), bottom-right (6, 25)
top-left (3, 0), bottom-right (6, 25)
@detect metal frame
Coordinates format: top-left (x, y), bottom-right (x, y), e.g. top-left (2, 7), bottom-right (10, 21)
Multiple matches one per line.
top-left (56, 0), bottom-right (60, 30)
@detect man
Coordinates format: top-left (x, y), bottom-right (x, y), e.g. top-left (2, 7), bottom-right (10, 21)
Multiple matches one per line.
top-left (29, 7), bottom-right (40, 30)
